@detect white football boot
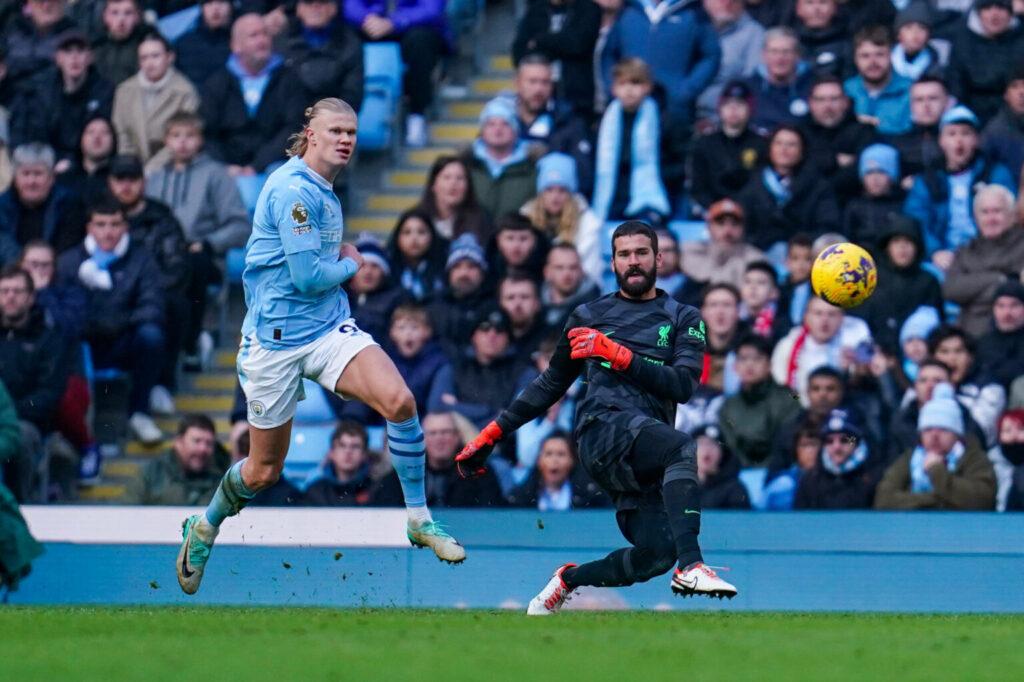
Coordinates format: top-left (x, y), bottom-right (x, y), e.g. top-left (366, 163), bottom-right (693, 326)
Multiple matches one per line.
top-left (526, 564), bottom-right (577, 616)
top-left (670, 562), bottom-right (737, 600)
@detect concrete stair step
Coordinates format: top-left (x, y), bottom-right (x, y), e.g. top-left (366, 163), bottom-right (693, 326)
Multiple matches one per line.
top-left (366, 193), bottom-right (418, 213)
top-left (187, 374), bottom-right (237, 392)
top-left (444, 101), bottom-right (486, 121)
top-left (175, 395), bottom-right (234, 413)
top-left (155, 416), bottom-right (232, 434)
top-left (491, 55), bottom-right (513, 72)
top-left (215, 350), bottom-right (236, 369)
top-left (386, 170), bottom-right (428, 190)
top-left (403, 147), bottom-right (458, 168)
top-left (472, 77), bottom-right (512, 97)
top-left (430, 123), bottom-right (479, 144)
top-left (78, 484), bottom-right (127, 502)
top-left (102, 459), bottom-right (142, 479)
top-left (350, 215), bottom-right (399, 234)
top-left (125, 441), bottom-right (167, 456)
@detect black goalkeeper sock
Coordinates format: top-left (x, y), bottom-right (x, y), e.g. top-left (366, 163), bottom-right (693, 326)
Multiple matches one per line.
top-left (561, 549), bottom-right (632, 589)
top-left (662, 475), bottom-right (703, 569)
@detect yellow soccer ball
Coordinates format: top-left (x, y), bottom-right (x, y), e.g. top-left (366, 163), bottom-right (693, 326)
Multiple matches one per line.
top-left (810, 242), bottom-right (878, 309)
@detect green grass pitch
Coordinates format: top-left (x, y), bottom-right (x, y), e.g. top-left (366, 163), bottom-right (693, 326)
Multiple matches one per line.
top-left (2, 607), bottom-right (1023, 681)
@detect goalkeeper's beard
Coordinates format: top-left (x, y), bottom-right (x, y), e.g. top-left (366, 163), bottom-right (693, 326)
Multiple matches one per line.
top-left (615, 263), bottom-right (657, 298)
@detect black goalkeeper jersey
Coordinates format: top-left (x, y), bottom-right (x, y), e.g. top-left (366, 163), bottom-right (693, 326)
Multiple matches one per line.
top-left (496, 290), bottom-right (706, 435)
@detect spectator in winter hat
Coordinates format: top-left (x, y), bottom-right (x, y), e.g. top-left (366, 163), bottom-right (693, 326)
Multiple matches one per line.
top-left (842, 144), bottom-right (905, 251)
top-left (891, 1), bottom-right (942, 82)
top-left (346, 234), bottom-right (403, 343)
top-left (875, 382), bottom-right (997, 509)
top-left (904, 105), bottom-right (1016, 269)
top-left (794, 408), bottom-right (881, 509)
top-left (428, 234), bottom-right (494, 355)
top-left (947, 0), bottom-right (1024, 125)
top-left (521, 153), bottom-right (602, 284)
top-left (690, 80), bottom-right (768, 211)
top-left (463, 97), bottom-right (538, 221)
top-left (693, 422), bottom-right (750, 509)
top-left (976, 280), bottom-right (1024, 389)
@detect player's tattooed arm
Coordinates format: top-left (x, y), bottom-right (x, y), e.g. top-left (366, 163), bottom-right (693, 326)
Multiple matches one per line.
top-left (623, 307), bottom-right (704, 404)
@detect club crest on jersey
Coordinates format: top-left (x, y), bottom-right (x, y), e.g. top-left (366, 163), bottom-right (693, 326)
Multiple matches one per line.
top-left (657, 324), bottom-right (671, 347)
top-left (291, 201), bottom-right (309, 225)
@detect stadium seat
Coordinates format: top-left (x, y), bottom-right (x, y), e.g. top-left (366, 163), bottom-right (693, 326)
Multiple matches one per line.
top-left (294, 379), bottom-right (336, 423)
top-left (359, 43), bottom-right (404, 153)
top-left (283, 423), bottom-right (334, 489)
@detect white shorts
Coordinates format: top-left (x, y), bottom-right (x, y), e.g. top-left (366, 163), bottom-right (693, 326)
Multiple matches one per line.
top-left (237, 319), bottom-right (378, 429)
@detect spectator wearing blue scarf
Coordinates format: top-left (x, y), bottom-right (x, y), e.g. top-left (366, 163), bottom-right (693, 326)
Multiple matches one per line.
top-left (793, 409), bottom-right (881, 509)
top-left (875, 382), bottom-right (997, 509)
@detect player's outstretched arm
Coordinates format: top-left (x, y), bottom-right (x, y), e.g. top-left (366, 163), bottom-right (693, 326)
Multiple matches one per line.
top-left (456, 323), bottom-right (583, 479)
top-left (285, 250), bottom-right (360, 294)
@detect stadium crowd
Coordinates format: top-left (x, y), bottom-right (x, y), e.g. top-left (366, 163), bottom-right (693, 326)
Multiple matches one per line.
top-left (1, 0), bottom-right (1024, 512)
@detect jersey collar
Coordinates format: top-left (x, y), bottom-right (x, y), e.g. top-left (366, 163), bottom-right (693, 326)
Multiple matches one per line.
top-left (292, 156), bottom-right (334, 192)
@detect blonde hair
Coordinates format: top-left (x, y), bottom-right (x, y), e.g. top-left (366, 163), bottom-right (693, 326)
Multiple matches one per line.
top-left (528, 193), bottom-right (581, 243)
top-left (286, 98), bottom-right (356, 158)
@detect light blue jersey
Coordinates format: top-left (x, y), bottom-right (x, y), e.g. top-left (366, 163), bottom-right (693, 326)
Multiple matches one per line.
top-left (241, 156), bottom-right (350, 350)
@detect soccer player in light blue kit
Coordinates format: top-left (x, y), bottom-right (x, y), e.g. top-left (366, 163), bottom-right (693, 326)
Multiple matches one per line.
top-left (177, 98), bottom-right (465, 594)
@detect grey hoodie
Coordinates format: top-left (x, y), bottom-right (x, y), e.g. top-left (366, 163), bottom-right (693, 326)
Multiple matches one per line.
top-left (146, 153), bottom-right (249, 254)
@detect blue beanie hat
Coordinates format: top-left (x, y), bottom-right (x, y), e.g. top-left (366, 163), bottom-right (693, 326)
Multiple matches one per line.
top-left (479, 97), bottom-right (520, 136)
top-left (445, 233), bottom-right (488, 272)
top-left (859, 143), bottom-right (899, 181)
top-left (355, 233), bottom-right (391, 276)
top-left (820, 408), bottom-right (864, 441)
top-left (918, 382), bottom-right (964, 437)
top-left (940, 105), bottom-right (980, 132)
top-left (899, 305), bottom-right (941, 346)
top-left (536, 152), bottom-right (578, 194)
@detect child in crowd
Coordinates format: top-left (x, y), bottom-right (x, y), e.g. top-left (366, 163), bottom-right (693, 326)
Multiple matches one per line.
top-left (777, 234), bottom-right (815, 330)
top-left (842, 144), bottom-right (905, 254)
top-left (899, 305), bottom-right (942, 384)
top-left (519, 153), bottom-right (603, 284)
top-left (385, 209), bottom-right (448, 303)
top-left (591, 58), bottom-right (673, 223)
top-left (891, 2), bottom-right (942, 82)
top-left (740, 260), bottom-right (781, 339)
top-left (386, 303), bottom-right (453, 419)
top-left (762, 424), bottom-right (823, 510)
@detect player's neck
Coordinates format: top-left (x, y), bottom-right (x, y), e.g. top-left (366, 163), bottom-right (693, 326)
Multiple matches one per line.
top-left (302, 153), bottom-right (341, 184)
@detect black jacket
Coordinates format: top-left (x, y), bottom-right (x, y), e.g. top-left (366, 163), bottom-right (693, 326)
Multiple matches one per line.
top-left (92, 25), bottom-right (148, 86)
top-left (511, 0), bottom-right (601, 116)
top-left (303, 463), bottom-right (402, 507)
top-left (0, 183), bottom-right (85, 257)
top-left (976, 327), bottom-right (1024, 390)
top-left (797, 20), bottom-right (852, 78)
top-left (886, 123), bottom-right (941, 181)
top-left (428, 288), bottom-right (497, 355)
top-left (425, 461), bottom-right (506, 508)
top-left (2, 15), bottom-right (79, 88)
top-left (841, 192), bottom-right (906, 256)
top-left (200, 61), bottom-right (305, 172)
top-left (9, 66), bottom-right (113, 163)
top-left (128, 201), bottom-right (190, 293)
top-left (346, 281), bottom-right (405, 343)
top-left (848, 216), bottom-right (943, 354)
top-left (688, 126), bottom-right (767, 210)
top-left (0, 305), bottom-right (68, 431)
top-left (174, 22), bottom-right (231, 88)
top-left (700, 441), bottom-right (751, 510)
top-left (56, 239), bottom-right (165, 342)
top-left (735, 162), bottom-right (841, 250)
top-left (452, 350), bottom-right (526, 427)
top-left (278, 18), bottom-right (364, 111)
top-left (794, 451), bottom-right (882, 509)
top-left (981, 106), bottom-right (1024, 186)
top-left (948, 17), bottom-right (1024, 124)
top-left (516, 97), bottom-right (596, 197)
top-left (798, 110), bottom-right (877, 204)
top-left (507, 466), bottom-right (610, 509)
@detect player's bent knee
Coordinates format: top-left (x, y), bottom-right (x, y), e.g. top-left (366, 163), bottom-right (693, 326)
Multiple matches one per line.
top-left (380, 386), bottom-right (416, 423)
top-left (246, 462), bottom-right (283, 491)
top-left (628, 547), bottom-right (677, 583)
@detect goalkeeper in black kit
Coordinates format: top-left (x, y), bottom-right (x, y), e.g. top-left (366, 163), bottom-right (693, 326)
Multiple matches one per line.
top-left (456, 221), bottom-right (738, 615)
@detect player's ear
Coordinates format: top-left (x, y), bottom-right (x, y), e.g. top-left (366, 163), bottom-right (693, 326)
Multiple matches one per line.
top-left (655, 249), bottom-right (664, 270)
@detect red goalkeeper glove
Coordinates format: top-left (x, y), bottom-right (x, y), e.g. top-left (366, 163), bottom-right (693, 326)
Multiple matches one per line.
top-left (455, 421), bottom-right (503, 479)
top-left (568, 327), bottom-right (633, 371)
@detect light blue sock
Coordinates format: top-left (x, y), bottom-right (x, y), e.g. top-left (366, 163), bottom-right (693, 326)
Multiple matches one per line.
top-left (204, 460), bottom-right (256, 527)
top-left (387, 416), bottom-right (428, 516)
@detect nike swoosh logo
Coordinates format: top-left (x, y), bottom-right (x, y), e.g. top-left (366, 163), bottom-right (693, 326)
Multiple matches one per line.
top-left (684, 509), bottom-right (701, 515)
top-left (677, 575), bottom-right (698, 589)
top-left (181, 539), bottom-right (195, 578)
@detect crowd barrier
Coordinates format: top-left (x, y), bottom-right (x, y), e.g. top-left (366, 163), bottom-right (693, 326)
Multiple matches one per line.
top-left (12, 507), bottom-right (1024, 613)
